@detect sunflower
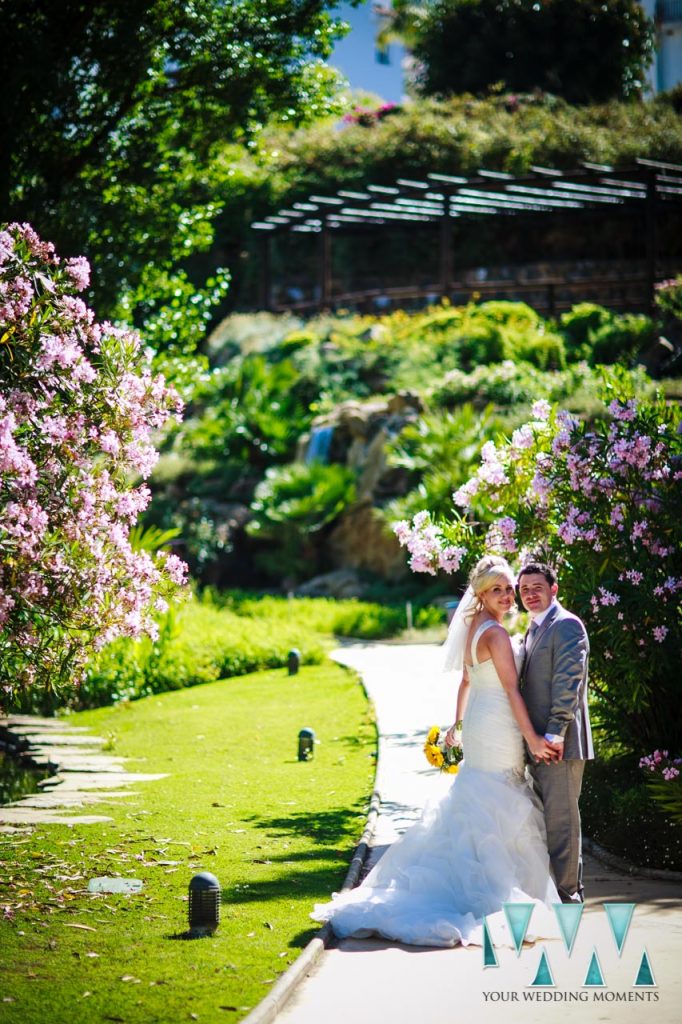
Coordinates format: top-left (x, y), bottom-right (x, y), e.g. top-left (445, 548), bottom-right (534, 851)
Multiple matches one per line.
top-left (423, 726), bottom-right (463, 774)
top-left (424, 743), bottom-right (444, 768)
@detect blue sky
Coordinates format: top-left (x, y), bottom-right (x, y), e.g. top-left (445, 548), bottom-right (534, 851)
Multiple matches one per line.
top-left (328, 2), bottom-right (405, 102)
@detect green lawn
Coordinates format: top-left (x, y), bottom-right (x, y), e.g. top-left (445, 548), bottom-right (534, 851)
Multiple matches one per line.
top-left (0, 662), bottom-right (376, 1023)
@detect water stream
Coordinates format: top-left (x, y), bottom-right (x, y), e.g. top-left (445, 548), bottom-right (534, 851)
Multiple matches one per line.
top-left (305, 424), bottom-right (334, 464)
top-left (0, 749), bottom-right (51, 805)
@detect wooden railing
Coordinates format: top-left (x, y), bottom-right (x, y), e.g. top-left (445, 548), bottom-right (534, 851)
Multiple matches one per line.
top-left (269, 271), bottom-right (660, 318)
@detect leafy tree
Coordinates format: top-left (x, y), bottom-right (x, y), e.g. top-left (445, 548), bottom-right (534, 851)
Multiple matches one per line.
top-left (401, 0), bottom-right (654, 104)
top-left (0, 1), bottom-right (350, 317)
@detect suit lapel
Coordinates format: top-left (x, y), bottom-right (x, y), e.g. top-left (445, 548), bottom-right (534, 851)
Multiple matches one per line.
top-left (523, 602), bottom-right (561, 674)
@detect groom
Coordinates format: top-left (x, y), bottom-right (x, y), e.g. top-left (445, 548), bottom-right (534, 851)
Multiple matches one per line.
top-left (518, 561), bottom-right (593, 904)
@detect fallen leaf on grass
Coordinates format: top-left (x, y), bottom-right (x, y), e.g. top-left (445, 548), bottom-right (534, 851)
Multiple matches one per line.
top-left (64, 923), bottom-right (97, 932)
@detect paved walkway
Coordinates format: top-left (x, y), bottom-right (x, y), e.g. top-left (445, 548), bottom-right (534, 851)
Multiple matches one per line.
top-left (275, 643), bottom-right (682, 1024)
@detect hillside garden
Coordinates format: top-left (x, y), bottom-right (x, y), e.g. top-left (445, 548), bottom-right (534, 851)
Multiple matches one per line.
top-left (2, 5), bottom-right (682, 1017)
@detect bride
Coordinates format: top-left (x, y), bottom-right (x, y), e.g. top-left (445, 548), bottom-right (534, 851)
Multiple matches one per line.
top-left (312, 555), bottom-right (561, 948)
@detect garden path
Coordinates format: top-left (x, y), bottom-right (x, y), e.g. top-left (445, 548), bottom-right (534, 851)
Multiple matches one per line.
top-left (271, 642), bottom-right (682, 1024)
top-left (0, 715), bottom-right (167, 829)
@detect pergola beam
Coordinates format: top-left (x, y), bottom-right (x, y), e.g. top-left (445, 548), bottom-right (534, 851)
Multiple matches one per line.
top-left (251, 161), bottom-right (682, 310)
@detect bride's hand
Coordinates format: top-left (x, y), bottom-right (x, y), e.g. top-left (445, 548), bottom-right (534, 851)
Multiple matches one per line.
top-left (528, 734), bottom-right (560, 763)
top-left (444, 724), bottom-right (462, 748)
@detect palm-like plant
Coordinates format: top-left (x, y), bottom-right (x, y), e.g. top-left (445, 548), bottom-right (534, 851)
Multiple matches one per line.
top-left (384, 402), bottom-right (504, 522)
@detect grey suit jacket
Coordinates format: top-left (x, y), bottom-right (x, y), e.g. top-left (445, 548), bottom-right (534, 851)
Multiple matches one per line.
top-left (520, 601), bottom-right (594, 761)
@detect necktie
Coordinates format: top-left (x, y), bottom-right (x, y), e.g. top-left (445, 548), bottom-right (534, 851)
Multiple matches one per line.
top-left (525, 620), bottom-right (539, 657)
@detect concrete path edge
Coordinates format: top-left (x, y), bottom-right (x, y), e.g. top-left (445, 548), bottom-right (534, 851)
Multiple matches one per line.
top-left (239, 663), bottom-right (381, 1024)
top-left (240, 784), bottom-right (381, 1024)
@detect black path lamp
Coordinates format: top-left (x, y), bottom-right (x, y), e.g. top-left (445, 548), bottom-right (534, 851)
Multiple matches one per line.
top-left (188, 871), bottom-right (221, 934)
top-left (298, 727), bottom-right (315, 761)
top-left (288, 648), bottom-right (301, 675)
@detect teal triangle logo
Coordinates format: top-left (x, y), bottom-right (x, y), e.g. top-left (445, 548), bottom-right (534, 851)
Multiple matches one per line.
top-left (634, 949), bottom-right (656, 987)
top-left (604, 903), bottom-right (635, 956)
top-left (483, 918), bottom-right (498, 968)
top-left (503, 902), bottom-right (534, 956)
top-left (583, 948), bottom-right (606, 987)
top-left (553, 902), bottom-right (584, 956)
top-left (530, 948), bottom-right (555, 987)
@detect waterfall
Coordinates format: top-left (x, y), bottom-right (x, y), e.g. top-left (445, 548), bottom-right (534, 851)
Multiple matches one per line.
top-left (305, 425), bottom-right (334, 464)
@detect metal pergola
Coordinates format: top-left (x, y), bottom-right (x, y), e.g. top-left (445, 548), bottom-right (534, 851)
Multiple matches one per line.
top-left (251, 158), bottom-right (682, 314)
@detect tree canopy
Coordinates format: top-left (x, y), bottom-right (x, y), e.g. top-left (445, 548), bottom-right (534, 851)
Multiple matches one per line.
top-left (0, 1), bottom-right (351, 316)
top-left (397, 0), bottom-right (654, 104)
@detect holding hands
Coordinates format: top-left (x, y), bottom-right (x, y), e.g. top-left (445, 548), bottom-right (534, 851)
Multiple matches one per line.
top-left (529, 734), bottom-right (562, 763)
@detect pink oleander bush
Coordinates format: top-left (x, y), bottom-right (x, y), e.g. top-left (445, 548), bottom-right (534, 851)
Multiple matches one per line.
top-left (639, 749), bottom-right (682, 826)
top-left (0, 223), bottom-right (188, 701)
top-left (393, 368), bottom-right (682, 752)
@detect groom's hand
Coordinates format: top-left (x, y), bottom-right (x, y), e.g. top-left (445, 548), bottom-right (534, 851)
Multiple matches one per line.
top-left (544, 733), bottom-right (565, 762)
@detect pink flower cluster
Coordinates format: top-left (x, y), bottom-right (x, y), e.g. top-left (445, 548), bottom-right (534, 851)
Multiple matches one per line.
top-left (639, 750), bottom-right (681, 780)
top-left (0, 223), bottom-right (188, 697)
top-left (433, 376), bottom-right (680, 689)
top-left (393, 512), bottom-right (466, 576)
top-left (485, 515), bottom-right (518, 554)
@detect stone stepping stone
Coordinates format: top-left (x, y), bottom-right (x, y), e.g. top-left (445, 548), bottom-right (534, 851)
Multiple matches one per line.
top-left (16, 790), bottom-right (135, 809)
top-left (0, 807), bottom-right (113, 826)
top-left (38, 771), bottom-right (167, 791)
top-left (0, 716), bottom-right (168, 828)
top-left (26, 752), bottom-right (126, 771)
top-left (1, 716), bottom-right (90, 731)
top-left (11, 733), bottom-right (107, 746)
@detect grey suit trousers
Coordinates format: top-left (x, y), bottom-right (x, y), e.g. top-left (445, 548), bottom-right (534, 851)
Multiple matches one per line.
top-left (527, 758), bottom-right (585, 903)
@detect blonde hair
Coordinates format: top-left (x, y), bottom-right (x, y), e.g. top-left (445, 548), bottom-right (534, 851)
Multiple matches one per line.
top-left (465, 555), bottom-right (515, 621)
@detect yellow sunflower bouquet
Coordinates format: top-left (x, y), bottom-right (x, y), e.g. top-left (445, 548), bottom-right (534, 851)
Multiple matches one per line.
top-left (424, 725), bottom-right (463, 774)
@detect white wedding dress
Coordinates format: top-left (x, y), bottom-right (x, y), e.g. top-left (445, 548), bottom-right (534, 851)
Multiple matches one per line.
top-left (312, 621), bottom-right (560, 947)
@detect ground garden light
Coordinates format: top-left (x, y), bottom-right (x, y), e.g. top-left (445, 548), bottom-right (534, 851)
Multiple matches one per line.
top-left (188, 871), bottom-right (221, 934)
top-left (288, 648), bottom-right (301, 675)
top-left (298, 727), bottom-right (315, 761)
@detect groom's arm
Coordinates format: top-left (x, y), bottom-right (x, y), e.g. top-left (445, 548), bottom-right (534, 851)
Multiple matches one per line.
top-left (547, 618), bottom-right (589, 742)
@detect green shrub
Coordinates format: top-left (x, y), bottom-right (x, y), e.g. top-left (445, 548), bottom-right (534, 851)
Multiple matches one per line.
top-left (249, 462), bottom-right (357, 534)
top-left (589, 313), bottom-right (657, 365)
top-left (216, 592), bottom-right (410, 638)
top-left (456, 321), bottom-right (507, 368)
top-left (70, 602), bottom-right (327, 710)
top-left (559, 303), bottom-right (657, 365)
top-left (581, 755), bottom-right (682, 870)
top-left (46, 592), bottom-right (444, 711)
top-left (432, 359), bottom-right (595, 407)
top-left (560, 302), bottom-right (612, 355)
